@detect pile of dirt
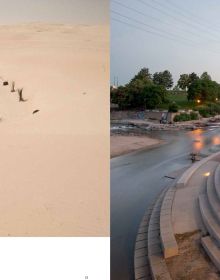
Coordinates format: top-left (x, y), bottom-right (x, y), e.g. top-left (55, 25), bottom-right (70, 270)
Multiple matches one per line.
top-left (166, 231), bottom-right (220, 279)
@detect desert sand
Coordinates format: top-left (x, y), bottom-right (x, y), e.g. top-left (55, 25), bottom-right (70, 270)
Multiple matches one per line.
top-left (111, 135), bottom-right (161, 158)
top-left (0, 23), bottom-right (109, 236)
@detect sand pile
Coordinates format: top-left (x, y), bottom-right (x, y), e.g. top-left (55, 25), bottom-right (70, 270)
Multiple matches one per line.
top-left (0, 23), bottom-right (109, 236)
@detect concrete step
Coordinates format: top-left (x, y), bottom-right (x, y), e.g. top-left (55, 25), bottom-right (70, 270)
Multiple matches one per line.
top-left (206, 167), bottom-right (220, 223)
top-left (134, 194), bottom-right (164, 280)
top-left (214, 164), bottom-right (220, 201)
top-left (199, 194), bottom-right (220, 245)
top-left (160, 182), bottom-right (178, 259)
top-left (147, 186), bottom-right (172, 280)
top-left (201, 236), bottom-right (220, 271)
top-left (176, 151), bottom-right (220, 188)
top-left (134, 203), bottom-right (154, 280)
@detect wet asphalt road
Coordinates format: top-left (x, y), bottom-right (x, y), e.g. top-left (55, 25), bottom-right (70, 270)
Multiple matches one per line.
top-left (111, 127), bottom-right (220, 280)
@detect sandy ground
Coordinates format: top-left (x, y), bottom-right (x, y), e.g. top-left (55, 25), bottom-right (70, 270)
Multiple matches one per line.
top-left (166, 231), bottom-right (220, 279)
top-left (110, 135), bottom-right (162, 158)
top-left (0, 23), bottom-right (109, 236)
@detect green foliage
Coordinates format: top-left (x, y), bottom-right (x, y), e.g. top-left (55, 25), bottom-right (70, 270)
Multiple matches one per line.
top-left (168, 102), bottom-right (179, 112)
top-left (144, 85), bottom-right (167, 109)
top-left (159, 91), bottom-right (195, 110)
top-left (130, 67), bottom-right (152, 83)
top-left (111, 67), bottom-right (167, 109)
top-left (189, 111), bottom-right (199, 120)
top-left (207, 102), bottom-right (220, 114)
top-left (200, 71), bottom-right (211, 80)
top-left (197, 106), bottom-right (212, 117)
top-left (110, 86), bottom-right (129, 109)
top-left (177, 74), bottom-right (190, 90)
top-left (196, 103), bottom-right (220, 117)
top-left (111, 69), bottom-right (218, 111)
top-left (173, 112), bottom-right (199, 122)
top-left (177, 72), bottom-right (199, 91)
top-left (188, 72), bottom-right (199, 84)
top-left (174, 113), bottom-right (191, 122)
top-left (153, 70), bottom-right (173, 89)
top-left (126, 78), bottom-right (153, 108)
top-left (188, 79), bottom-right (220, 102)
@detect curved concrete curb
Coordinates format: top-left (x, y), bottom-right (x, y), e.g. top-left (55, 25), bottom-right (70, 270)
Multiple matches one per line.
top-left (177, 151), bottom-right (220, 188)
top-left (202, 236), bottom-right (220, 271)
top-left (134, 186), bottom-right (172, 280)
top-left (148, 186), bottom-right (172, 280)
top-left (206, 166), bottom-right (220, 223)
top-left (214, 164), bottom-right (220, 201)
top-left (134, 202), bottom-right (154, 280)
top-left (160, 182), bottom-right (178, 259)
top-left (199, 194), bottom-right (220, 245)
top-left (196, 159), bottom-right (220, 273)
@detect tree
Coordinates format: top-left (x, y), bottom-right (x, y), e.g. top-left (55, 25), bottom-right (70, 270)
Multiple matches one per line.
top-left (110, 86), bottom-right (129, 109)
top-left (168, 102), bottom-right (179, 112)
top-left (153, 70), bottom-right (173, 89)
top-left (130, 67), bottom-right (152, 83)
top-left (126, 79), bottom-right (149, 108)
top-left (200, 71), bottom-right (211, 80)
top-left (177, 72), bottom-right (199, 91)
top-left (110, 68), bottom-right (168, 109)
top-left (177, 74), bottom-right (190, 90)
top-left (143, 85), bottom-right (167, 109)
top-left (126, 68), bottom-right (154, 108)
top-left (188, 72), bottom-right (199, 84)
top-left (188, 79), bottom-right (220, 102)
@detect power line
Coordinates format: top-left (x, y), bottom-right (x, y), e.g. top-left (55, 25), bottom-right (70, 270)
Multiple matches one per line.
top-left (136, 0), bottom-right (220, 43)
top-left (112, 17), bottom-right (220, 55)
top-left (166, 0), bottom-right (220, 33)
top-left (151, 0), bottom-right (220, 36)
top-left (112, 17), bottom-right (185, 42)
top-left (111, 10), bottom-right (197, 45)
top-left (112, 0), bottom-right (208, 43)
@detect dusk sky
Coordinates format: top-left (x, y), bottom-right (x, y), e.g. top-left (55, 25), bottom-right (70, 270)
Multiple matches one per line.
top-left (111, 0), bottom-right (220, 86)
top-left (0, 0), bottom-right (108, 24)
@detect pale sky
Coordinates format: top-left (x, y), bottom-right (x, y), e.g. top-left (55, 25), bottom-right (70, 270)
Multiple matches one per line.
top-left (0, 0), bottom-right (108, 24)
top-left (111, 0), bottom-right (220, 86)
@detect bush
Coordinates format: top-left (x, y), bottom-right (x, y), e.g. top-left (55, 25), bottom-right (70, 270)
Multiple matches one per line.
top-left (189, 111), bottom-right (199, 120)
top-left (173, 111), bottom-right (199, 122)
top-left (207, 103), bottom-right (220, 114)
top-left (197, 106), bottom-right (210, 117)
top-left (174, 113), bottom-right (191, 122)
top-left (168, 102), bottom-right (179, 112)
top-left (173, 115), bottom-right (181, 122)
top-left (196, 103), bottom-right (220, 117)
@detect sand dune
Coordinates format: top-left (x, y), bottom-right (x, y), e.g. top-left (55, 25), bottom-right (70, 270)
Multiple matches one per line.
top-left (0, 23), bottom-right (109, 236)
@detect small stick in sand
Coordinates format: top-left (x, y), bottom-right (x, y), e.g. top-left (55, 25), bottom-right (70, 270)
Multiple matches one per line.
top-left (11, 81), bottom-right (15, 92)
top-left (18, 88), bottom-right (26, 102)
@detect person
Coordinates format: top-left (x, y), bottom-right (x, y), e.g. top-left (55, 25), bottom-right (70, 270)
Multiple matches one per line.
top-left (190, 153), bottom-right (196, 163)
